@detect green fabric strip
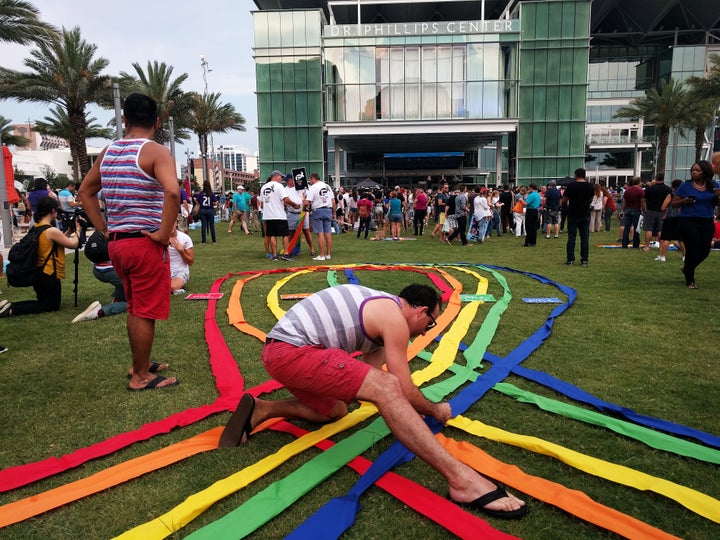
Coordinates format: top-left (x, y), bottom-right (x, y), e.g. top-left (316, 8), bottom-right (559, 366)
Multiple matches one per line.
top-left (493, 382), bottom-right (720, 465)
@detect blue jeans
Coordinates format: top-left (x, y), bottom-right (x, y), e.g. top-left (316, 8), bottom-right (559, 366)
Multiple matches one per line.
top-left (93, 266), bottom-right (128, 316)
top-left (200, 207), bottom-right (216, 243)
top-left (566, 216), bottom-right (590, 262)
top-left (621, 210), bottom-right (641, 248)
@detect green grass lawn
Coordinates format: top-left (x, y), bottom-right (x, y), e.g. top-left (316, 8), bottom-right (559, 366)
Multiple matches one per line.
top-left (0, 222), bottom-right (719, 539)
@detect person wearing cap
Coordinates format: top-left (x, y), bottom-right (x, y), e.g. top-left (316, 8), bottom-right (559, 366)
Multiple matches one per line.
top-left (304, 172), bottom-right (336, 261)
top-left (228, 184), bottom-right (251, 235)
top-left (260, 170), bottom-right (300, 261)
top-left (284, 173), bottom-right (316, 256)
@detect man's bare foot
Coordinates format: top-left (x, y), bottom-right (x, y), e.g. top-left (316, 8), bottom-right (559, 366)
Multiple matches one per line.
top-left (449, 475), bottom-right (527, 518)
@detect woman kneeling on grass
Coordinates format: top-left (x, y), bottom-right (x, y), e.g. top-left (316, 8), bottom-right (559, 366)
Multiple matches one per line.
top-left (0, 196), bottom-right (82, 317)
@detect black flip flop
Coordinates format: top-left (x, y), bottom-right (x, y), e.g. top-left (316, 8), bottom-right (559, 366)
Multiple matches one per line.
top-left (218, 394), bottom-right (255, 448)
top-left (127, 361), bottom-right (169, 379)
top-left (127, 375), bottom-right (179, 392)
top-left (450, 487), bottom-right (529, 520)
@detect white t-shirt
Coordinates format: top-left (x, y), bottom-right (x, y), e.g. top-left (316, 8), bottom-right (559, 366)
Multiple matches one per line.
top-left (169, 230), bottom-right (193, 277)
top-left (259, 180), bottom-right (290, 220)
top-left (285, 185), bottom-right (305, 210)
top-left (306, 181), bottom-right (334, 209)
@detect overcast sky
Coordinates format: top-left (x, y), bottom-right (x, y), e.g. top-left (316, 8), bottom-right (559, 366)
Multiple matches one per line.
top-left (2, 0), bottom-right (259, 158)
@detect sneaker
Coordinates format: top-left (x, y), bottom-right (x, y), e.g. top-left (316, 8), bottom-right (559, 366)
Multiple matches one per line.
top-left (0, 345), bottom-right (7, 354)
top-left (655, 255), bottom-right (666, 262)
top-left (565, 260), bottom-right (574, 265)
top-left (265, 253), bottom-right (273, 259)
top-left (0, 302), bottom-right (11, 317)
top-left (271, 256), bottom-right (279, 261)
top-left (554, 235), bottom-right (559, 238)
top-left (312, 255), bottom-right (326, 261)
top-left (172, 288), bottom-right (186, 296)
top-left (546, 235), bottom-right (550, 239)
top-left (72, 300), bottom-right (102, 323)
top-left (445, 238), bottom-right (452, 246)
top-left (325, 255), bottom-right (331, 260)
top-left (280, 255), bottom-right (294, 261)
top-left (0, 299), bottom-right (8, 309)
top-left (580, 260), bottom-right (588, 266)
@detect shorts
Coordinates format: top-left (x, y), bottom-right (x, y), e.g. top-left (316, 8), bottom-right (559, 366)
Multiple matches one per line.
top-left (439, 212), bottom-right (446, 225)
top-left (171, 269), bottom-right (189, 285)
top-left (389, 212), bottom-right (403, 223)
top-left (264, 219), bottom-right (289, 237)
top-left (262, 340), bottom-right (371, 417)
top-left (232, 210), bottom-right (246, 221)
top-left (287, 212), bottom-right (308, 230)
top-left (544, 209), bottom-right (559, 225)
top-left (109, 236), bottom-right (170, 320)
top-left (311, 207), bottom-right (333, 233)
top-left (643, 210), bottom-right (664, 235)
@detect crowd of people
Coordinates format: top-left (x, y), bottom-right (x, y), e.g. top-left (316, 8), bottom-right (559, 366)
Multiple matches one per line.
top-left (0, 91), bottom-right (718, 522)
top-left (1, 89), bottom-right (719, 360)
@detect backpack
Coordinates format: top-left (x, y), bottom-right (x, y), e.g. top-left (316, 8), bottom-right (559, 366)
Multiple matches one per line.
top-left (6, 224), bottom-right (55, 287)
top-left (84, 228), bottom-right (110, 263)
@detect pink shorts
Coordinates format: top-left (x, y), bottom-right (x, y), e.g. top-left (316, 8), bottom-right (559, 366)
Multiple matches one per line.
top-left (109, 237), bottom-right (171, 320)
top-left (261, 339), bottom-right (371, 417)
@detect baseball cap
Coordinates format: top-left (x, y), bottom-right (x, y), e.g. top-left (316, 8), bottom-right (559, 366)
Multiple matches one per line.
top-left (284, 173), bottom-right (294, 181)
top-left (237, 185), bottom-right (244, 190)
top-left (549, 180), bottom-right (557, 185)
top-left (270, 169), bottom-right (283, 177)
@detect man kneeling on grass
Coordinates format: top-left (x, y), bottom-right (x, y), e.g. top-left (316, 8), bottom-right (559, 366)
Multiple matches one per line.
top-left (219, 283), bottom-right (528, 519)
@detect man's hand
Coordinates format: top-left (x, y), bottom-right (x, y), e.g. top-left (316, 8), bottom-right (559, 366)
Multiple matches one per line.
top-left (432, 402), bottom-right (452, 424)
top-left (143, 229), bottom-right (170, 246)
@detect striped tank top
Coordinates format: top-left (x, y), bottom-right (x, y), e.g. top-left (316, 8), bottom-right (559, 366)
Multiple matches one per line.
top-left (266, 284), bottom-right (400, 353)
top-left (99, 139), bottom-right (164, 232)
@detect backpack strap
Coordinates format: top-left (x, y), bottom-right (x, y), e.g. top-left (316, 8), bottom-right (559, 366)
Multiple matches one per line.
top-left (36, 225), bottom-right (58, 277)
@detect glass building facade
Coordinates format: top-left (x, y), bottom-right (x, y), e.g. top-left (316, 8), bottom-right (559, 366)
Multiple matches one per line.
top-left (251, 0), bottom-right (720, 187)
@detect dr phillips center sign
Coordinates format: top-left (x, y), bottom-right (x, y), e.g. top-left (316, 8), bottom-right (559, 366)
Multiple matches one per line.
top-left (324, 19), bottom-right (520, 38)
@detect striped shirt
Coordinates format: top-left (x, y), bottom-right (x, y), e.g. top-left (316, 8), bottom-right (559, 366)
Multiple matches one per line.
top-left (267, 284), bottom-right (400, 353)
top-left (100, 139), bottom-right (164, 232)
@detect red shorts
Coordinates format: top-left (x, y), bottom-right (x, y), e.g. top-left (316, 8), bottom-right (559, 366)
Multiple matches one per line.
top-left (261, 340), bottom-right (371, 417)
top-left (109, 237), bottom-right (170, 319)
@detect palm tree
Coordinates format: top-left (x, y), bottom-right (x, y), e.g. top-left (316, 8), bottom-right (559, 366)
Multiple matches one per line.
top-left (187, 91), bottom-right (245, 184)
top-left (0, 114), bottom-right (29, 146)
top-left (686, 54), bottom-right (720, 102)
top-left (34, 106), bottom-right (114, 179)
top-left (614, 78), bottom-right (687, 175)
top-left (680, 93), bottom-right (716, 162)
top-left (0, 26), bottom-right (111, 179)
top-left (115, 60), bottom-right (194, 145)
top-left (0, 0), bottom-right (57, 46)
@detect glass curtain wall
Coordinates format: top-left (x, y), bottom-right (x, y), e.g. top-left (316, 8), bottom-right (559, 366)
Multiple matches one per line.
top-left (325, 41), bottom-right (513, 122)
top-left (254, 10), bottom-right (325, 179)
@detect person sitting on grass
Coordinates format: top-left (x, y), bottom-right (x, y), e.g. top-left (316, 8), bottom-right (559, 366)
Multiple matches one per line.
top-left (219, 283), bottom-right (528, 520)
top-left (168, 221), bottom-right (194, 295)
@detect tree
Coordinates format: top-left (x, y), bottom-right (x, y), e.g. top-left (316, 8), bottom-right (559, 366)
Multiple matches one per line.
top-left (614, 78), bottom-right (687, 175)
top-left (687, 54), bottom-right (720, 103)
top-left (0, 26), bottom-right (111, 179)
top-left (186, 92), bottom-right (245, 184)
top-left (0, 114), bottom-right (29, 146)
top-left (0, 0), bottom-right (57, 46)
top-left (114, 60), bottom-right (194, 145)
top-left (34, 106), bottom-right (114, 180)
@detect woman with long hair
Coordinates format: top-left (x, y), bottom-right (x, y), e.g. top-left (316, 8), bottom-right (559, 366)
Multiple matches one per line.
top-left (590, 183), bottom-right (605, 232)
top-left (196, 180), bottom-right (218, 244)
top-left (0, 197), bottom-right (82, 317)
top-left (672, 160), bottom-right (720, 288)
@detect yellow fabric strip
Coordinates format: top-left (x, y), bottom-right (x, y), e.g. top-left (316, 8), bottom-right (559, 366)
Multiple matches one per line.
top-left (114, 403), bottom-right (380, 540)
top-left (447, 415), bottom-right (720, 524)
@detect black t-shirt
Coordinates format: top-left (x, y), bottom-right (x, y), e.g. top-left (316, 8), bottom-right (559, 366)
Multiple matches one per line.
top-left (644, 183), bottom-right (672, 212)
top-left (564, 181), bottom-right (594, 218)
top-left (499, 190), bottom-right (513, 211)
top-left (544, 187), bottom-right (562, 210)
top-left (446, 194), bottom-right (457, 216)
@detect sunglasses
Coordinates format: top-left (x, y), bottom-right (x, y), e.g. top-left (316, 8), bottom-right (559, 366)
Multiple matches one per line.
top-left (413, 304), bottom-right (437, 332)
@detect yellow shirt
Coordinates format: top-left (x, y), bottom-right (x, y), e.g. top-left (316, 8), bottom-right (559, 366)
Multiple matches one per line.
top-left (35, 223), bottom-right (65, 280)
